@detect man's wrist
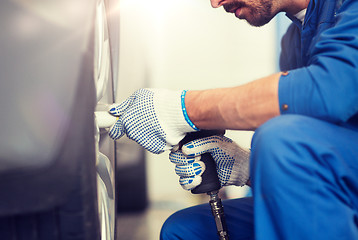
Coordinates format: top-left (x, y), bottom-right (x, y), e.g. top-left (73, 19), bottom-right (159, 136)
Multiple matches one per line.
top-left (184, 89), bottom-right (225, 130)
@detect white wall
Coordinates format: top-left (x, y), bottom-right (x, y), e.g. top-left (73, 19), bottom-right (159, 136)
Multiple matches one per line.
top-left (117, 0), bottom-right (277, 203)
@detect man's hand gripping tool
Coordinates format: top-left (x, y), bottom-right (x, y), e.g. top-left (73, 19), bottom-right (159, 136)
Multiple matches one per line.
top-left (180, 131), bottom-right (229, 240)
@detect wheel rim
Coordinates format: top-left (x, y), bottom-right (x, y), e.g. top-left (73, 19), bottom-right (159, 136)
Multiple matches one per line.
top-left (94, 1), bottom-right (116, 240)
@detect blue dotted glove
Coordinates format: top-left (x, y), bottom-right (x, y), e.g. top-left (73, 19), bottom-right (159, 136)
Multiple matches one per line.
top-left (108, 88), bottom-right (198, 154)
top-left (169, 135), bottom-right (250, 190)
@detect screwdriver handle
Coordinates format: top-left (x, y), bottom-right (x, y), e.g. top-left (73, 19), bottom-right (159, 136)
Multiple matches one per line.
top-left (179, 130), bottom-right (224, 194)
top-left (192, 152), bottom-right (221, 194)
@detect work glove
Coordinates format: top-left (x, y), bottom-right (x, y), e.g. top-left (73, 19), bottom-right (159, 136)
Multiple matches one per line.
top-left (169, 135), bottom-right (250, 191)
top-left (108, 88), bottom-right (198, 154)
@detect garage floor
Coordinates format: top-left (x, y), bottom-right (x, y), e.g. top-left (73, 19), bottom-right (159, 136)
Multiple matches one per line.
top-left (116, 204), bottom-right (175, 240)
top-left (116, 196), bottom-right (206, 240)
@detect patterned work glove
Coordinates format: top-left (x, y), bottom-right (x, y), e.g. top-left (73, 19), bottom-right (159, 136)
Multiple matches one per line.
top-left (169, 135), bottom-right (250, 191)
top-left (108, 88), bottom-right (198, 154)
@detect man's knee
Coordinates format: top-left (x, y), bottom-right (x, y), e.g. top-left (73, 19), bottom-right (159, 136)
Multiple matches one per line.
top-left (252, 115), bottom-right (306, 148)
top-left (250, 115), bottom-right (314, 187)
top-left (160, 205), bottom-right (212, 240)
top-left (251, 115), bottom-right (303, 159)
top-left (160, 212), bottom-right (180, 240)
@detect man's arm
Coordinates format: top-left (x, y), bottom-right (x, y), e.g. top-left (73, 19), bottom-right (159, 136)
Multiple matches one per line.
top-left (185, 72), bottom-right (282, 130)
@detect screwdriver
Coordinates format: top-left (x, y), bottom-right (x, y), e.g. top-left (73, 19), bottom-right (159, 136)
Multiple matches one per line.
top-left (180, 131), bottom-right (229, 240)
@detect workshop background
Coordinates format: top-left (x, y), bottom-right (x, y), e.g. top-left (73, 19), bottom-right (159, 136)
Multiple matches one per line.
top-left (115, 0), bottom-right (290, 239)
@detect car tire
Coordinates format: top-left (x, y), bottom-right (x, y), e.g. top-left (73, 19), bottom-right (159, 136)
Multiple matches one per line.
top-left (0, 0), bottom-right (118, 238)
top-left (0, 49), bottom-right (101, 240)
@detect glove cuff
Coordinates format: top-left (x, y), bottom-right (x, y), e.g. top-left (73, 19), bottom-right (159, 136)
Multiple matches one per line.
top-left (181, 90), bottom-right (199, 131)
top-left (153, 89), bottom-right (198, 148)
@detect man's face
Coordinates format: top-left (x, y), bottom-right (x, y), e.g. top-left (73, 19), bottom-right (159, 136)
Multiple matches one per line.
top-left (216, 0), bottom-right (276, 27)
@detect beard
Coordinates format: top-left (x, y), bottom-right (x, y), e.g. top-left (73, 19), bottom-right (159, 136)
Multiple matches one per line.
top-left (223, 0), bottom-right (274, 27)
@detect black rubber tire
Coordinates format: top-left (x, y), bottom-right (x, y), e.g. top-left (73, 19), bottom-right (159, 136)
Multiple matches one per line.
top-left (0, 49), bottom-right (101, 240)
top-left (116, 143), bottom-right (148, 213)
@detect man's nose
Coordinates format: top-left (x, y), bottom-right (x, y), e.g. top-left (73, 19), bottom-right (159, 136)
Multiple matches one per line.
top-left (210, 0), bottom-right (225, 8)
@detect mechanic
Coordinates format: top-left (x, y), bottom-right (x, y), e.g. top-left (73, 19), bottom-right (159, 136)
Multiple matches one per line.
top-left (109, 0), bottom-right (358, 239)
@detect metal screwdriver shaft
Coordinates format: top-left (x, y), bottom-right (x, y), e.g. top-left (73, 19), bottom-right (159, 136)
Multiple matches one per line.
top-left (208, 190), bottom-right (229, 240)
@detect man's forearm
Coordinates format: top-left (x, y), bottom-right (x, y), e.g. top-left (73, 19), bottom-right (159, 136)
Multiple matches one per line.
top-left (185, 72), bottom-right (282, 130)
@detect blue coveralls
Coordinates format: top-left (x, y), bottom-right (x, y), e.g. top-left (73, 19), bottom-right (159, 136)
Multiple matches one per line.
top-left (160, 0), bottom-right (358, 239)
